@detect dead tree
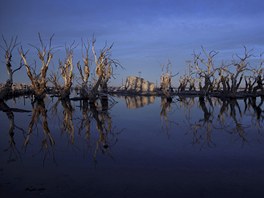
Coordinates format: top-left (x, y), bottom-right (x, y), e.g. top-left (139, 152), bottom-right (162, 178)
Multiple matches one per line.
top-left (76, 40), bottom-right (90, 98)
top-left (253, 74), bottom-right (264, 93)
top-left (160, 61), bottom-right (172, 91)
top-left (215, 62), bottom-right (233, 93)
top-left (179, 75), bottom-right (196, 92)
top-left (92, 40), bottom-right (111, 93)
top-left (60, 44), bottom-right (76, 99)
top-left (19, 33), bottom-right (54, 100)
top-left (0, 36), bottom-right (23, 99)
top-left (228, 46), bottom-right (253, 96)
top-left (244, 76), bottom-right (256, 93)
top-left (50, 43), bottom-right (75, 100)
top-left (252, 53), bottom-right (264, 94)
top-left (191, 47), bottom-right (218, 94)
top-left (160, 60), bottom-right (178, 101)
top-left (89, 38), bottom-right (121, 101)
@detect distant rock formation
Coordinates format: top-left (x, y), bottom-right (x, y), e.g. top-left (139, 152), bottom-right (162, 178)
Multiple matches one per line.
top-left (125, 76), bottom-right (155, 92)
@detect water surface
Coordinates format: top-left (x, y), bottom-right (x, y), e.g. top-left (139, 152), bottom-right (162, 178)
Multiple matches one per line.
top-left (0, 95), bottom-right (263, 198)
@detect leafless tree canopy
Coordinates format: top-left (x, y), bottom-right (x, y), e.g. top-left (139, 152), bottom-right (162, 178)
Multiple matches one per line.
top-left (1, 34), bottom-right (263, 100)
top-left (19, 33), bottom-right (54, 100)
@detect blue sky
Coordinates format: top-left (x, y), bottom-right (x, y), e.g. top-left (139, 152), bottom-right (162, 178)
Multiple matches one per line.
top-left (1, 0), bottom-right (264, 86)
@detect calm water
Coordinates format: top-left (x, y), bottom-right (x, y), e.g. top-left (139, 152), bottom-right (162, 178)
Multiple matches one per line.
top-left (0, 95), bottom-right (264, 198)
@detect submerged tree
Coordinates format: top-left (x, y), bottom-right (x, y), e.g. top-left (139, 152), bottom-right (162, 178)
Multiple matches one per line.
top-left (0, 36), bottom-right (23, 99)
top-left (191, 47), bottom-right (218, 94)
top-left (76, 39), bottom-right (90, 98)
top-left (19, 33), bottom-right (54, 100)
top-left (75, 37), bottom-right (122, 102)
top-left (227, 46), bottom-right (253, 96)
top-left (252, 53), bottom-right (264, 93)
top-left (50, 43), bottom-right (75, 100)
top-left (160, 60), bottom-right (173, 92)
top-left (160, 60), bottom-right (178, 100)
top-left (90, 38), bottom-right (121, 97)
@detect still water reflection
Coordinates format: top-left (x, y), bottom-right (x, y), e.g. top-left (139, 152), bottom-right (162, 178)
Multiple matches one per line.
top-left (0, 95), bottom-right (263, 197)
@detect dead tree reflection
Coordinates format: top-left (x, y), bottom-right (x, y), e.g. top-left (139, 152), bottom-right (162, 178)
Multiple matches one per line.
top-left (0, 99), bottom-right (30, 162)
top-left (49, 95), bottom-right (120, 162)
top-left (78, 100), bottom-right (91, 141)
top-left (245, 96), bottom-right (264, 133)
top-left (25, 99), bottom-right (55, 164)
top-left (89, 96), bottom-right (118, 162)
top-left (190, 97), bottom-right (215, 147)
top-left (175, 96), bottom-right (263, 147)
top-left (160, 96), bottom-right (173, 136)
top-left (60, 98), bottom-right (75, 144)
top-left (226, 99), bottom-right (248, 142)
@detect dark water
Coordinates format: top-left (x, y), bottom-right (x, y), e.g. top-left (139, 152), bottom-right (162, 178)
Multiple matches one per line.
top-left (0, 95), bottom-right (264, 198)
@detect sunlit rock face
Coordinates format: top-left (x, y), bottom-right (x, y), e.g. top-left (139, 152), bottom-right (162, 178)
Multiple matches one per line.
top-left (125, 76), bottom-right (155, 92)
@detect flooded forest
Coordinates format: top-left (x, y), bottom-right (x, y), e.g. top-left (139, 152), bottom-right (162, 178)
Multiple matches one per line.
top-left (0, 35), bottom-right (264, 198)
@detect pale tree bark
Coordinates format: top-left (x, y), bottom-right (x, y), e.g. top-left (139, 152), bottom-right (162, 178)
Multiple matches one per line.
top-left (89, 38), bottom-right (121, 102)
top-left (178, 75), bottom-right (188, 92)
top-left (160, 60), bottom-right (172, 91)
top-left (252, 53), bottom-right (264, 93)
top-left (0, 36), bottom-right (23, 99)
top-left (58, 44), bottom-right (75, 99)
top-left (19, 33), bottom-right (54, 100)
top-left (215, 63), bottom-right (232, 93)
top-left (227, 46), bottom-right (253, 96)
top-left (160, 60), bottom-right (178, 100)
top-left (92, 40), bottom-right (112, 93)
top-left (191, 47), bottom-right (218, 94)
top-left (77, 40), bottom-right (90, 97)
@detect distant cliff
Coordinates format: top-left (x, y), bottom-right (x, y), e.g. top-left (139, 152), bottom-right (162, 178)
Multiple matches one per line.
top-left (125, 76), bottom-right (155, 92)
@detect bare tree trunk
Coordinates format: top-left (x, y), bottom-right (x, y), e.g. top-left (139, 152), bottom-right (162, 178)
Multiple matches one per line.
top-left (229, 46), bottom-right (252, 96)
top-left (191, 47), bottom-right (218, 95)
top-left (253, 75), bottom-right (264, 93)
top-left (19, 33), bottom-right (54, 100)
top-left (0, 36), bottom-right (22, 99)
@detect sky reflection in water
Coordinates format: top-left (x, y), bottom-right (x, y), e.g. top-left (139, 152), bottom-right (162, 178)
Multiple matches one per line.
top-left (0, 95), bottom-right (264, 198)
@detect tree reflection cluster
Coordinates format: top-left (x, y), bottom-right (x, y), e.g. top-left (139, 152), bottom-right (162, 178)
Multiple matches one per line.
top-left (0, 94), bottom-right (263, 163)
top-left (174, 95), bottom-right (264, 147)
top-left (0, 95), bottom-right (121, 164)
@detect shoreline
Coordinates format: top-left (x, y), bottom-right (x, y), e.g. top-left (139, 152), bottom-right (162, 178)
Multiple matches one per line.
top-left (2, 87), bottom-right (263, 101)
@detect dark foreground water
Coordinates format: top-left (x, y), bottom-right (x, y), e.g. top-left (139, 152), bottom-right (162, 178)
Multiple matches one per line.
top-left (0, 95), bottom-right (263, 198)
